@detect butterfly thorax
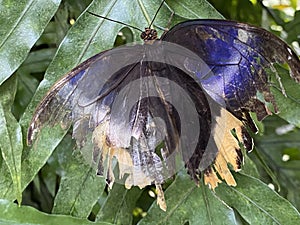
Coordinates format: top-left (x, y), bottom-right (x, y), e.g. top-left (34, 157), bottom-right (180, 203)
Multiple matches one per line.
top-left (140, 28), bottom-right (158, 43)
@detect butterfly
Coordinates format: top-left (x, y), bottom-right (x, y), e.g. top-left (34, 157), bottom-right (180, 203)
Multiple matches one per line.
top-left (27, 16), bottom-right (300, 210)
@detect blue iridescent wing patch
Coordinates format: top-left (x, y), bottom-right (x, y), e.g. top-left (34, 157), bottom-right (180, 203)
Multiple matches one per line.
top-left (162, 19), bottom-right (300, 122)
top-left (27, 19), bottom-right (300, 210)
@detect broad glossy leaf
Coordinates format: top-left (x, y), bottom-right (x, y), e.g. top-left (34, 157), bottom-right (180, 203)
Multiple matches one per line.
top-left (0, 76), bottom-right (22, 203)
top-left (52, 149), bottom-right (106, 218)
top-left (0, 199), bottom-right (113, 225)
top-left (166, 0), bottom-right (223, 20)
top-left (0, 106), bottom-right (23, 203)
top-left (0, 158), bottom-right (13, 199)
top-left (97, 184), bottom-right (143, 224)
top-left (285, 10), bottom-right (300, 44)
top-left (139, 171), bottom-right (300, 225)
top-left (54, 0), bottom-right (93, 44)
top-left (270, 66), bottom-right (300, 127)
top-left (138, 171), bottom-right (237, 225)
top-left (255, 116), bottom-right (300, 210)
top-left (207, 0), bottom-right (262, 25)
top-left (0, 0), bottom-right (61, 85)
top-left (216, 173), bottom-right (300, 225)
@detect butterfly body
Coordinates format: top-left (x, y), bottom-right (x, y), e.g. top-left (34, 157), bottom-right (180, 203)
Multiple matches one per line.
top-left (27, 19), bottom-right (300, 210)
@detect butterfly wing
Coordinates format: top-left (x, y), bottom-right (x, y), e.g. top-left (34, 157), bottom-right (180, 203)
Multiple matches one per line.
top-left (27, 43), bottom-right (215, 196)
top-left (27, 52), bottom-right (104, 146)
top-left (162, 19), bottom-right (300, 123)
top-left (162, 19), bottom-right (300, 188)
top-left (27, 45), bottom-right (144, 146)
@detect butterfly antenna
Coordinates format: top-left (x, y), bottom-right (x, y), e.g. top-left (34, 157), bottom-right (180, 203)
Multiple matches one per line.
top-left (87, 11), bottom-right (143, 33)
top-left (149, 0), bottom-right (165, 28)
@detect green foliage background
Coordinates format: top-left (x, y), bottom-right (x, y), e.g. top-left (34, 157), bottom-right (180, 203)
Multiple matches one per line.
top-left (0, 0), bottom-right (299, 224)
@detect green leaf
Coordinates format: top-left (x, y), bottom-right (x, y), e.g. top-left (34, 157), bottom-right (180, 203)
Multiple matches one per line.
top-left (18, 124), bottom-right (69, 197)
top-left (52, 135), bottom-right (106, 218)
top-left (255, 116), bottom-right (300, 210)
top-left (97, 184), bottom-right (143, 224)
top-left (0, 157), bottom-right (14, 199)
top-left (0, 76), bottom-right (22, 203)
top-left (52, 155), bottom-right (106, 218)
top-left (216, 173), bottom-right (300, 225)
top-left (138, 172), bottom-right (237, 225)
top-left (271, 66), bottom-right (300, 127)
top-left (241, 154), bottom-right (260, 179)
top-left (139, 172), bottom-right (300, 225)
top-left (17, 49), bottom-right (57, 75)
top-left (285, 10), bottom-right (300, 44)
top-left (13, 48), bottom-right (54, 119)
top-left (0, 0), bottom-right (61, 85)
top-left (54, 0), bottom-right (93, 44)
top-left (207, 0), bottom-right (262, 25)
top-left (13, 73), bottom-right (41, 121)
top-left (166, 0), bottom-right (224, 19)
top-left (0, 199), bottom-right (113, 225)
